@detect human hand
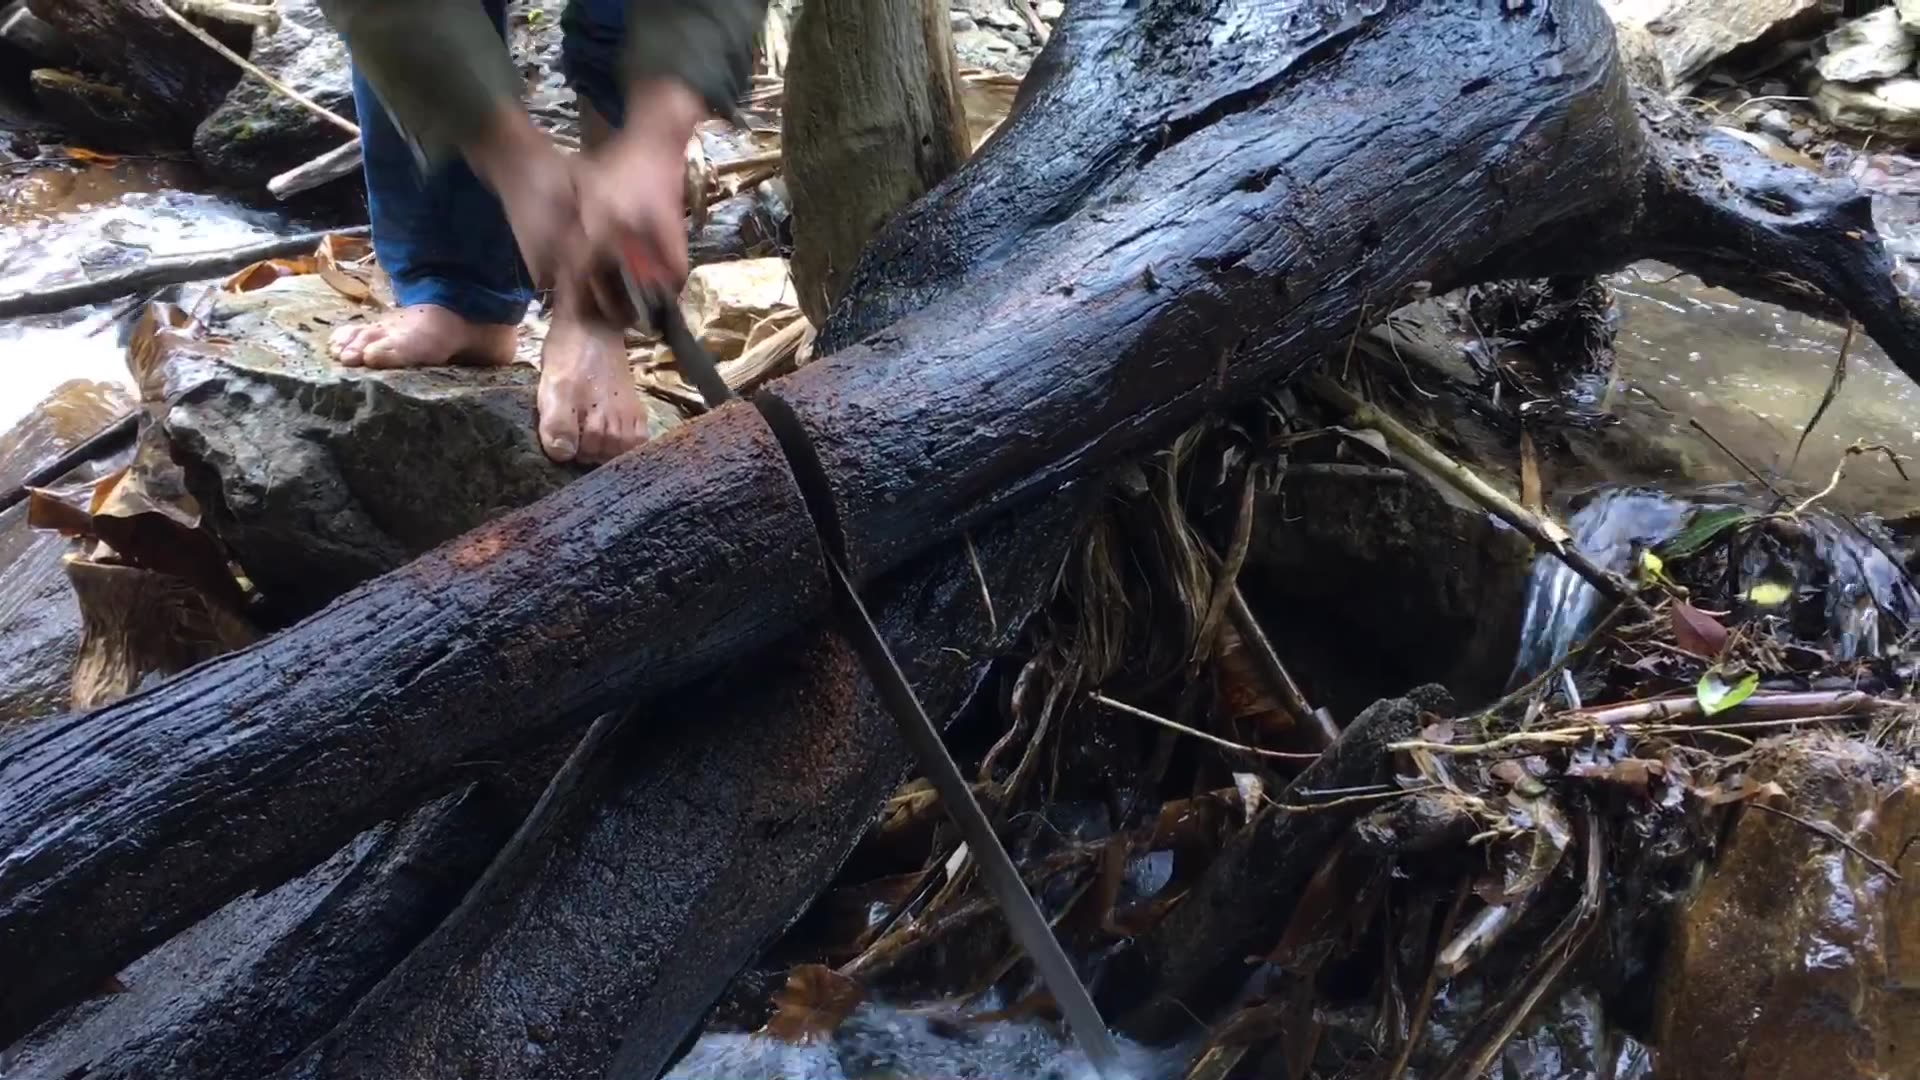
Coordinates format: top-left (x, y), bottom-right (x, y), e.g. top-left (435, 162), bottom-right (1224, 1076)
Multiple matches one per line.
top-left (570, 77), bottom-right (706, 320)
top-left (464, 104), bottom-right (585, 290)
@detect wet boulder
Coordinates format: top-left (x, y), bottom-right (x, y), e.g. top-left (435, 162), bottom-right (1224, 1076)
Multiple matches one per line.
top-left (1655, 735), bottom-right (1920, 1078)
top-left (1812, 76), bottom-right (1920, 140)
top-left (1239, 461), bottom-right (1535, 717)
top-left (157, 277), bottom-right (680, 618)
top-left (193, 0), bottom-right (356, 189)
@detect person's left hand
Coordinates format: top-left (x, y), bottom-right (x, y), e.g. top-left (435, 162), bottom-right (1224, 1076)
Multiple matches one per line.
top-left (570, 77), bottom-right (707, 322)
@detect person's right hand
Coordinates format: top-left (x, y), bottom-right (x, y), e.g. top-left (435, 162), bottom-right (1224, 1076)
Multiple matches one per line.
top-left (464, 104), bottom-right (584, 291)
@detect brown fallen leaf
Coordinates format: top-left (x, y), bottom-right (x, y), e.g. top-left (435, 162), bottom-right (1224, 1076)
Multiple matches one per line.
top-left (316, 232), bottom-right (373, 269)
top-left (222, 256), bottom-right (319, 292)
top-left (762, 963), bottom-right (864, 1044)
top-left (1671, 601), bottom-right (1729, 658)
top-left (64, 146), bottom-right (120, 166)
top-left (318, 265), bottom-right (375, 304)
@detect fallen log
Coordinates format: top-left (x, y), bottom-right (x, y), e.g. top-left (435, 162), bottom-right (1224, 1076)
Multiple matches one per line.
top-left (283, 491), bottom-right (1085, 1080)
top-left (0, 403), bottom-right (830, 1042)
top-left (1, 765), bottom-right (552, 1080)
top-left (9, 0), bottom-right (1920, 1045)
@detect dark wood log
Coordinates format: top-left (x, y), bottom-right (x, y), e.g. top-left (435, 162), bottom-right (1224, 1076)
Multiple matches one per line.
top-left (283, 491), bottom-right (1087, 1080)
top-left (15, 0), bottom-right (1920, 1047)
top-left (1112, 685), bottom-right (1451, 1042)
top-left (24, 0), bottom-right (249, 136)
top-left (0, 402), bottom-right (828, 1043)
top-left (765, 0), bottom-right (1639, 581)
top-left (0, 758), bottom-right (555, 1080)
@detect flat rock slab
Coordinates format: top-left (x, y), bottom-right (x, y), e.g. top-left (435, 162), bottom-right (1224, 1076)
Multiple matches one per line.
top-left (161, 277), bottom-right (682, 616)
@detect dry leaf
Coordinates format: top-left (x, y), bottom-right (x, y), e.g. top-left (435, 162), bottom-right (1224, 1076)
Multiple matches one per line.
top-left (318, 266), bottom-right (374, 303)
top-left (222, 257), bottom-right (318, 292)
top-left (1671, 601), bottom-right (1729, 658)
top-left (25, 484), bottom-right (99, 537)
top-left (316, 232), bottom-right (373, 269)
top-left (762, 964), bottom-right (863, 1044)
top-left (64, 146), bottom-right (121, 166)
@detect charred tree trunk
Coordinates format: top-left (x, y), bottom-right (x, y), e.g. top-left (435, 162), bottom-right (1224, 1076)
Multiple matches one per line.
top-left (25, 0), bottom-right (248, 136)
top-left (1, 758), bottom-right (559, 1080)
top-left (782, 0), bottom-right (970, 325)
top-left (9, 0), bottom-right (1920, 1048)
top-left (281, 492), bottom-right (1085, 1080)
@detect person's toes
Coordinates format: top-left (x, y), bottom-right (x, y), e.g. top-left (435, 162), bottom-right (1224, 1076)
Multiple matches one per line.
top-left (579, 403), bottom-right (618, 463)
top-left (329, 323), bottom-right (372, 366)
top-left (538, 383), bottom-right (582, 462)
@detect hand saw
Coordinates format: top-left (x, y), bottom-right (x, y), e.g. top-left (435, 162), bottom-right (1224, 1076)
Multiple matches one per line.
top-left (620, 258), bottom-right (1124, 1078)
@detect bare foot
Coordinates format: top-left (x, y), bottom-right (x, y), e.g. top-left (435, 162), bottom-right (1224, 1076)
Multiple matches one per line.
top-left (328, 304), bottom-right (518, 369)
top-left (537, 302), bottom-right (649, 464)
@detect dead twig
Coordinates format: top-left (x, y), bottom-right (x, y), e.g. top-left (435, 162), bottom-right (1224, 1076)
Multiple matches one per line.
top-left (155, 1), bottom-right (359, 137)
top-left (1790, 319), bottom-right (1852, 473)
top-left (1385, 879), bottom-right (1473, 1080)
top-left (964, 531), bottom-right (998, 637)
top-left (0, 227), bottom-right (370, 320)
top-left (1089, 693), bottom-right (1320, 760)
top-left (1749, 801), bottom-right (1900, 881)
top-left (1307, 375), bottom-right (1644, 611)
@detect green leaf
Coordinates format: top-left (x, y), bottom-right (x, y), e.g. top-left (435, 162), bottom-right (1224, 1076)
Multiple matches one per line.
top-left (1661, 508), bottom-right (1755, 560)
top-left (1696, 669), bottom-right (1760, 716)
top-left (1746, 581), bottom-right (1793, 607)
top-left (1639, 549), bottom-right (1665, 580)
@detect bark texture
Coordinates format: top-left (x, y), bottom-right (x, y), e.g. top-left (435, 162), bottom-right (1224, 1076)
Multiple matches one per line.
top-left (783, 0), bottom-right (971, 324)
top-left (281, 490), bottom-right (1086, 1080)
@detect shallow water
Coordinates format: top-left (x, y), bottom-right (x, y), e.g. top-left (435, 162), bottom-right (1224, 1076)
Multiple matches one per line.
top-left (1606, 265), bottom-right (1920, 515)
top-left (0, 159), bottom-right (293, 432)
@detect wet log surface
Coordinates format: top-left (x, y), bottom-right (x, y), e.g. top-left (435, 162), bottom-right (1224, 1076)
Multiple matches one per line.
top-left (0, 403), bottom-right (827, 1043)
top-left (283, 491), bottom-right (1086, 1080)
top-left (2, 767), bottom-right (552, 1080)
top-left (765, 0), bottom-right (1639, 581)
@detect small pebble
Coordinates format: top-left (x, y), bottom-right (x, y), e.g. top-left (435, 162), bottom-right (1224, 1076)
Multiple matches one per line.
top-left (950, 12), bottom-right (975, 30)
top-left (1754, 108), bottom-right (1795, 138)
top-left (1788, 127), bottom-right (1816, 149)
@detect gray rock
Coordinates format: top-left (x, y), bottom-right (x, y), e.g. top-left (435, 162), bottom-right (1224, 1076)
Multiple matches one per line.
top-left (1037, 0), bottom-right (1063, 19)
top-left (1601, 0), bottom-right (1823, 90)
top-left (157, 277), bottom-right (678, 617)
top-left (1901, 0), bottom-right (1920, 33)
top-left (1788, 126), bottom-right (1816, 148)
top-left (949, 12), bottom-right (976, 31)
top-left (1754, 107), bottom-right (1795, 138)
top-left (192, 0), bottom-right (356, 190)
top-left (1812, 75), bottom-right (1920, 140)
top-left (1816, 8), bottom-right (1915, 84)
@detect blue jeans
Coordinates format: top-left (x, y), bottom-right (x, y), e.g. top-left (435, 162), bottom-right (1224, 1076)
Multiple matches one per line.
top-left (350, 0), bottom-right (630, 324)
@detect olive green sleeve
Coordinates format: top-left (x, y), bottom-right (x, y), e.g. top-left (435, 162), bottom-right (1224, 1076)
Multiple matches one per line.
top-left (317, 0), bottom-right (522, 171)
top-left (623, 0), bottom-right (769, 124)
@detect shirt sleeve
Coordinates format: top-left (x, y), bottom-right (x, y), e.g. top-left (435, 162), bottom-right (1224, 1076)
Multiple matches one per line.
top-left (622, 0), bottom-right (769, 124)
top-left (317, 0), bottom-right (523, 172)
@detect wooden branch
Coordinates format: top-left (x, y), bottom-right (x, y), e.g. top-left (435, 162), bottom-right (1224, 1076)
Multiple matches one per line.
top-left (153, 0), bottom-right (358, 136)
top-left (0, 228), bottom-right (368, 319)
top-left (176, 0), bottom-right (279, 31)
top-left (0, 0), bottom-right (1645, 1041)
top-left (1304, 374), bottom-right (1643, 609)
top-left (267, 140), bottom-right (362, 201)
